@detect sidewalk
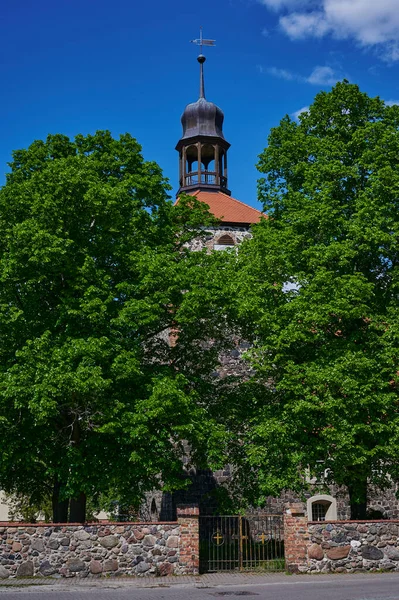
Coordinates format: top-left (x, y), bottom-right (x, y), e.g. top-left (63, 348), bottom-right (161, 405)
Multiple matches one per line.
top-left (2, 571), bottom-right (399, 590)
top-left (0, 571), bottom-right (290, 589)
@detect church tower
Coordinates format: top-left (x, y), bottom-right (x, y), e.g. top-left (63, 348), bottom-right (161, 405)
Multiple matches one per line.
top-left (176, 53), bottom-right (231, 196)
top-left (176, 38), bottom-right (262, 235)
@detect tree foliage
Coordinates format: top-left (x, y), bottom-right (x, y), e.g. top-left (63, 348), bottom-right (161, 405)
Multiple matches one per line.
top-left (234, 82), bottom-right (399, 518)
top-left (0, 131), bottom-right (232, 521)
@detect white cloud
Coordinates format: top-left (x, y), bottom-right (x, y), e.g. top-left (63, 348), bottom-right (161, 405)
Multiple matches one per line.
top-left (322, 0), bottom-right (399, 45)
top-left (258, 0), bottom-right (310, 10)
top-left (259, 0), bottom-right (399, 61)
top-left (306, 65), bottom-right (338, 85)
top-left (266, 66), bottom-right (298, 80)
top-left (262, 64), bottom-right (341, 85)
top-left (292, 105), bottom-right (310, 120)
top-left (280, 11), bottom-right (330, 38)
top-left (385, 44), bottom-right (399, 61)
top-left (385, 100), bottom-right (399, 106)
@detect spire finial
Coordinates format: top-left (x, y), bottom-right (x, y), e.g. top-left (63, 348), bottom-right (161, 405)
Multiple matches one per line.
top-left (198, 54), bottom-right (206, 99)
top-left (190, 27), bottom-right (215, 99)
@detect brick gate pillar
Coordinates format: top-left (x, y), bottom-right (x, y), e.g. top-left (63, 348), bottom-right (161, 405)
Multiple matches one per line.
top-left (177, 504), bottom-right (200, 574)
top-left (283, 503), bottom-right (309, 573)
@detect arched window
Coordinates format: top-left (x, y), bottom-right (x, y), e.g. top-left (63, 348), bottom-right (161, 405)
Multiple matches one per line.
top-left (214, 234), bottom-right (235, 251)
top-left (307, 494), bottom-right (337, 521)
top-left (218, 235), bottom-right (235, 246)
top-left (185, 145), bottom-right (199, 186)
top-left (201, 144), bottom-right (215, 184)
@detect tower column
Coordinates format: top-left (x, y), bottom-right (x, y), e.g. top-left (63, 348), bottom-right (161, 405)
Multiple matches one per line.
top-left (197, 142), bottom-right (202, 185)
top-left (182, 145), bottom-right (187, 187)
top-left (215, 145), bottom-right (219, 186)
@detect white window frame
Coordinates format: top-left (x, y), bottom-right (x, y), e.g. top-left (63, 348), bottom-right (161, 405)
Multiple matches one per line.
top-left (307, 494), bottom-right (337, 521)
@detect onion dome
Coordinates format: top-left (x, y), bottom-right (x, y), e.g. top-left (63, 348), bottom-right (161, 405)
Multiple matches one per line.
top-left (180, 55), bottom-right (225, 141)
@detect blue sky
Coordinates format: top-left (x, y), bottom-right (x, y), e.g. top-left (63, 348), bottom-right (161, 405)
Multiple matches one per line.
top-left (2, 0), bottom-right (399, 210)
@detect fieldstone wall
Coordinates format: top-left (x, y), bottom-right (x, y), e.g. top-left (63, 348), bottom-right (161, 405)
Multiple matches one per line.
top-left (284, 504), bottom-right (399, 574)
top-left (0, 505), bottom-right (199, 579)
top-left (307, 521), bottom-right (399, 573)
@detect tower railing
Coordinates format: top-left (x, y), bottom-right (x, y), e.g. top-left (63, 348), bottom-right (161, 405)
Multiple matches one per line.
top-left (183, 172), bottom-right (227, 188)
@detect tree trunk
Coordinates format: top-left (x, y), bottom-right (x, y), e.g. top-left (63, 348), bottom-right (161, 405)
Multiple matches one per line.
top-left (69, 492), bottom-right (86, 523)
top-left (67, 416), bottom-right (86, 523)
top-left (52, 480), bottom-right (69, 523)
top-left (348, 478), bottom-right (368, 520)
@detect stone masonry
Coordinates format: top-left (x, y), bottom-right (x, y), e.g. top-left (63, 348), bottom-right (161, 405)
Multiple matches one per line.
top-left (187, 225), bottom-right (252, 253)
top-left (284, 503), bottom-right (399, 574)
top-left (0, 505), bottom-right (199, 579)
top-left (306, 521), bottom-right (399, 573)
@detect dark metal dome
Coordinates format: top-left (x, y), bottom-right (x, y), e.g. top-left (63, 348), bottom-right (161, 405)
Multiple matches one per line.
top-left (181, 97), bottom-right (225, 140)
top-left (180, 55), bottom-right (225, 141)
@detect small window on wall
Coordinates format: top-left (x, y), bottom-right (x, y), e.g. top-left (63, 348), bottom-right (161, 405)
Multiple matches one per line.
top-left (312, 502), bottom-right (329, 521)
top-left (307, 494), bottom-right (337, 521)
top-left (214, 234), bottom-right (235, 251)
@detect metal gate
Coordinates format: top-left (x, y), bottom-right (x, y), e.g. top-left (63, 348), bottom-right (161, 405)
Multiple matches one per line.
top-left (199, 514), bottom-right (284, 573)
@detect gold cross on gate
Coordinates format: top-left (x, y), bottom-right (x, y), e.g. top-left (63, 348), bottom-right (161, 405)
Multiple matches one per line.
top-left (212, 531), bottom-right (224, 545)
top-left (259, 533), bottom-right (268, 544)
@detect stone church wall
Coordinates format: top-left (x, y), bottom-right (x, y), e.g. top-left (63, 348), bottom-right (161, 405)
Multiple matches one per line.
top-left (145, 475), bottom-right (399, 524)
top-left (263, 483), bottom-right (399, 521)
top-left (187, 225), bottom-right (252, 252)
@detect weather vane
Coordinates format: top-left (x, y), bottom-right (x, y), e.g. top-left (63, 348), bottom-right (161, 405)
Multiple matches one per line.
top-left (190, 27), bottom-right (216, 54)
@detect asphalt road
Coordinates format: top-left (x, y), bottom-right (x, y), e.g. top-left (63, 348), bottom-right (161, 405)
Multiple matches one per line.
top-left (2, 573), bottom-right (399, 600)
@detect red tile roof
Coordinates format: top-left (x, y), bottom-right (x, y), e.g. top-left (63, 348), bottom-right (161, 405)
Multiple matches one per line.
top-left (178, 190), bottom-right (264, 224)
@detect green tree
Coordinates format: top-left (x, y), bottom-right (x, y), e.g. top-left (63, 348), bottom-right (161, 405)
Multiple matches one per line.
top-left (235, 82), bottom-right (399, 518)
top-left (0, 131), bottom-right (232, 522)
